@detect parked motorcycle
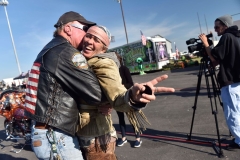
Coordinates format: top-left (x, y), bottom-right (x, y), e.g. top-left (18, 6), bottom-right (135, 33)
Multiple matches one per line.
top-left (0, 89), bottom-right (31, 153)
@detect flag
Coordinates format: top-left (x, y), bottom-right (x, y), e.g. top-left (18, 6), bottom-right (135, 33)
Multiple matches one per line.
top-left (140, 30), bottom-right (146, 46)
top-left (174, 42), bottom-right (179, 59)
top-left (174, 42), bottom-right (177, 53)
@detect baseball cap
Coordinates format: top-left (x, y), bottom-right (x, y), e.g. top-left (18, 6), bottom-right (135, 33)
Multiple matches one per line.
top-left (54, 11), bottom-right (96, 28)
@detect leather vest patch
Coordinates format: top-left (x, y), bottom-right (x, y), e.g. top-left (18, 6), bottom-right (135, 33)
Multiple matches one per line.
top-left (72, 53), bottom-right (88, 69)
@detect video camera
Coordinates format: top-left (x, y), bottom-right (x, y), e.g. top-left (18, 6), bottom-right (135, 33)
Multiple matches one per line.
top-left (186, 33), bottom-right (213, 57)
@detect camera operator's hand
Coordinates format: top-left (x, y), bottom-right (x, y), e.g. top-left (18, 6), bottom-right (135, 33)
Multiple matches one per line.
top-left (199, 33), bottom-right (219, 67)
top-left (130, 74), bottom-right (175, 103)
top-left (199, 34), bottom-right (209, 47)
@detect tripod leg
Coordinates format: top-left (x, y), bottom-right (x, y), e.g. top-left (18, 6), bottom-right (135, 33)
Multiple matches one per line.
top-left (205, 64), bottom-right (224, 157)
top-left (212, 111), bottom-right (224, 157)
top-left (188, 59), bottom-right (204, 140)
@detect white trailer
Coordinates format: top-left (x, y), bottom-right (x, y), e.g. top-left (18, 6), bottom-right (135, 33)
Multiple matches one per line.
top-left (109, 35), bottom-right (172, 73)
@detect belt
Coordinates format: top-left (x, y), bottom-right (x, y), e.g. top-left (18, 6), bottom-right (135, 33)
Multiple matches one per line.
top-left (80, 104), bottom-right (98, 110)
top-left (35, 122), bottom-right (51, 129)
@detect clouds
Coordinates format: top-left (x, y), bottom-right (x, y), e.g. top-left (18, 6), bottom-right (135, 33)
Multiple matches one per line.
top-left (108, 11), bottom-right (218, 55)
top-left (14, 27), bottom-right (53, 72)
top-left (19, 31), bottom-right (52, 51)
top-left (0, 0), bottom-right (239, 80)
top-left (109, 14), bottom-right (188, 49)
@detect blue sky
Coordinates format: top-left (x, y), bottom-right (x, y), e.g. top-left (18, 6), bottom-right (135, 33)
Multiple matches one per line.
top-left (0, 0), bottom-right (240, 80)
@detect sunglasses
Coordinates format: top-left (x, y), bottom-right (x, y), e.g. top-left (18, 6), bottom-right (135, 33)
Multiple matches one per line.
top-left (70, 23), bottom-right (89, 32)
top-left (214, 26), bottom-right (220, 30)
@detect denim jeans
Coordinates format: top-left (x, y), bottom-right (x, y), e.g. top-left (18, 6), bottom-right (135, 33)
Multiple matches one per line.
top-left (221, 83), bottom-right (240, 146)
top-left (31, 123), bottom-right (84, 160)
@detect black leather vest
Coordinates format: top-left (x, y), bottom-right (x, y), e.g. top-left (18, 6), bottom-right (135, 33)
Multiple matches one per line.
top-left (25, 36), bottom-right (102, 135)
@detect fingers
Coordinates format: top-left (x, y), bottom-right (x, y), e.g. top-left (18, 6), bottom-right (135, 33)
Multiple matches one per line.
top-left (146, 74), bottom-right (168, 86)
top-left (139, 87), bottom-right (175, 102)
top-left (132, 83), bottom-right (146, 94)
top-left (199, 34), bottom-right (207, 41)
top-left (140, 94), bottom-right (156, 103)
top-left (131, 74), bottom-right (175, 103)
top-left (154, 87), bottom-right (175, 93)
top-left (131, 83), bottom-right (153, 103)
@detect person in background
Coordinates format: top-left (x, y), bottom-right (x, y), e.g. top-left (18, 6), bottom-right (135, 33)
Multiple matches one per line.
top-left (115, 53), bottom-right (142, 148)
top-left (11, 82), bottom-right (16, 88)
top-left (199, 15), bottom-right (240, 150)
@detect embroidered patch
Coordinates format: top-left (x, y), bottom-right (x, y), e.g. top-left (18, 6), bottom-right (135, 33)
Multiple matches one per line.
top-left (32, 140), bottom-right (42, 147)
top-left (72, 53), bottom-right (88, 69)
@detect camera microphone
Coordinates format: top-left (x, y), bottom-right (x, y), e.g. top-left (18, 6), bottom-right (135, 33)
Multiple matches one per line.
top-left (186, 33), bottom-right (213, 45)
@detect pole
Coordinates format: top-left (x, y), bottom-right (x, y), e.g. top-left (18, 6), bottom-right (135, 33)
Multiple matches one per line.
top-left (231, 13), bottom-right (240, 16)
top-left (197, 12), bottom-right (202, 34)
top-left (1, 0), bottom-right (22, 74)
top-left (174, 42), bottom-right (177, 60)
top-left (204, 14), bottom-right (209, 34)
top-left (118, 0), bottom-right (129, 44)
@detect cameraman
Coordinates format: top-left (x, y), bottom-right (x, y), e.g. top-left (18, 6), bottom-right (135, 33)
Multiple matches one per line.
top-left (199, 15), bottom-right (240, 150)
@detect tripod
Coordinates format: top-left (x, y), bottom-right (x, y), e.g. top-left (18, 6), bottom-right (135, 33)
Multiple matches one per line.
top-left (187, 57), bottom-right (225, 157)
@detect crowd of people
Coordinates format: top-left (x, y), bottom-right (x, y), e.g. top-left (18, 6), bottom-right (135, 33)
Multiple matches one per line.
top-left (2, 10), bottom-right (236, 160)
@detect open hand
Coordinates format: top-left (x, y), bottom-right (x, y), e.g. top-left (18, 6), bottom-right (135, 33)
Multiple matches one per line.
top-left (131, 74), bottom-right (175, 103)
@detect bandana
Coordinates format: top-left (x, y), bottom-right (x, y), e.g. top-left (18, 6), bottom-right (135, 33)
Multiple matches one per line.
top-left (87, 26), bottom-right (110, 47)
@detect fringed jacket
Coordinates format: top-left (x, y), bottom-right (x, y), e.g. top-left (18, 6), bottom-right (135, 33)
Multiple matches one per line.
top-left (77, 52), bottom-right (149, 139)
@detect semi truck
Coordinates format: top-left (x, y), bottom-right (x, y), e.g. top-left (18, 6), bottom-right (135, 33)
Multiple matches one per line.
top-left (108, 35), bottom-right (172, 73)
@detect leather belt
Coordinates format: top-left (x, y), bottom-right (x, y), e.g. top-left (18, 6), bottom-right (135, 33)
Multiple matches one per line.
top-left (35, 122), bottom-right (51, 129)
top-left (80, 104), bottom-right (98, 110)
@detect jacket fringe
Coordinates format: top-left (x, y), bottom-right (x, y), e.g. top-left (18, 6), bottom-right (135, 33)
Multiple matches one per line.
top-left (125, 109), bottom-right (150, 134)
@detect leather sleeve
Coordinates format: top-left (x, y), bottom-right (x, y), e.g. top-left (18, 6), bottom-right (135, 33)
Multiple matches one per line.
top-left (43, 45), bottom-right (102, 105)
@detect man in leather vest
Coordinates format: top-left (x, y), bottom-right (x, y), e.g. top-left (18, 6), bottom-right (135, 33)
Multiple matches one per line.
top-left (25, 11), bottom-right (102, 160)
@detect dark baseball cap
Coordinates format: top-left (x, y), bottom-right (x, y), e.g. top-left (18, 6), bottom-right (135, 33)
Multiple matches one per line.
top-left (54, 11), bottom-right (96, 28)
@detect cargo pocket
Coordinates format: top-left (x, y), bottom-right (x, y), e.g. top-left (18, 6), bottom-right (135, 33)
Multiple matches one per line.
top-left (79, 112), bottom-right (90, 128)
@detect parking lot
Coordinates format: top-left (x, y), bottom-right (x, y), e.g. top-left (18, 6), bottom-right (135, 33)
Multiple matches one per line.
top-left (0, 66), bottom-right (240, 160)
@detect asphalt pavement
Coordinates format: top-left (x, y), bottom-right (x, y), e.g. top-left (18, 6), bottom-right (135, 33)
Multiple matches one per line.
top-left (0, 66), bottom-right (239, 160)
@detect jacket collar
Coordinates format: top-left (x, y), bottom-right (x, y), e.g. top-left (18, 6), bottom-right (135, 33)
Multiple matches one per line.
top-left (225, 25), bottom-right (240, 37)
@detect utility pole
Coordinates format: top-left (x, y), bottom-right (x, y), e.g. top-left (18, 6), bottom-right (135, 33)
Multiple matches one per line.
top-left (204, 14), bottom-right (209, 34)
top-left (117, 0), bottom-right (129, 44)
top-left (0, 0), bottom-right (22, 74)
top-left (197, 12), bottom-right (202, 34)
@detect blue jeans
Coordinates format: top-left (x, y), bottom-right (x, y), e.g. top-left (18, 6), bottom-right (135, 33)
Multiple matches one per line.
top-left (221, 83), bottom-right (240, 146)
top-left (31, 124), bottom-right (84, 160)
